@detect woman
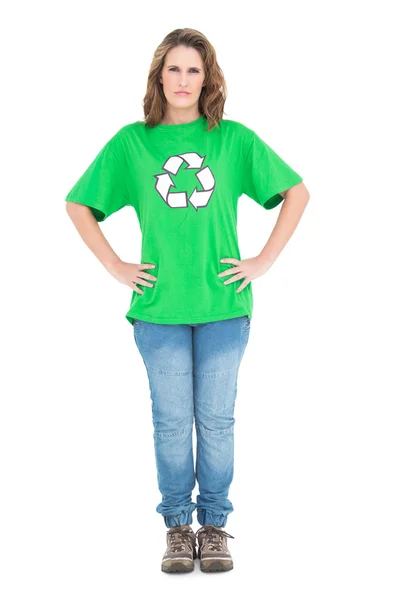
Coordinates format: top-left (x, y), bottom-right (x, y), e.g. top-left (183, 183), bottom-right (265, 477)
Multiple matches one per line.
top-left (65, 28), bottom-right (310, 574)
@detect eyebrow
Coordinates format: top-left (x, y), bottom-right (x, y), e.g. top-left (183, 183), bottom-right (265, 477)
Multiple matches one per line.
top-left (167, 65), bottom-right (202, 71)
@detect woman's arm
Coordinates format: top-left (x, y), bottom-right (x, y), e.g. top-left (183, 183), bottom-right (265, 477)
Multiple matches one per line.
top-left (66, 202), bottom-right (122, 273)
top-left (256, 181), bottom-right (310, 268)
top-left (66, 202), bottom-right (157, 293)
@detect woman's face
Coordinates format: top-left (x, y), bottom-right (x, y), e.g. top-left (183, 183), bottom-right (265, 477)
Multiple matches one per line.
top-left (160, 45), bottom-right (205, 114)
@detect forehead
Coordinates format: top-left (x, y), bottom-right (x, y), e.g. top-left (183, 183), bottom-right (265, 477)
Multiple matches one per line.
top-left (165, 45), bottom-right (203, 67)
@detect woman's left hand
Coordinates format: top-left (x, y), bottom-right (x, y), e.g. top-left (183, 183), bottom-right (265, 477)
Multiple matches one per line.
top-left (218, 256), bottom-right (272, 293)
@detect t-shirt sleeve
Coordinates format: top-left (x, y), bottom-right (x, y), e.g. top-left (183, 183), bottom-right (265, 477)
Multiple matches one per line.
top-left (241, 128), bottom-right (303, 210)
top-left (64, 133), bottom-right (130, 222)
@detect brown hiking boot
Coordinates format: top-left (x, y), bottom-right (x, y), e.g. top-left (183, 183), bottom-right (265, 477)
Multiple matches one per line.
top-left (161, 518), bottom-right (197, 573)
top-left (195, 525), bottom-right (235, 572)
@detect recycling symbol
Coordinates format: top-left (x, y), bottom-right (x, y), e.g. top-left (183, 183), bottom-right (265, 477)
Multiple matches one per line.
top-left (154, 152), bottom-right (215, 211)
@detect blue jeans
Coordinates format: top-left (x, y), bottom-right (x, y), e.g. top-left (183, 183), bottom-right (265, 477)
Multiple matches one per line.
top-left (133, 315), bottom-right (251, 528)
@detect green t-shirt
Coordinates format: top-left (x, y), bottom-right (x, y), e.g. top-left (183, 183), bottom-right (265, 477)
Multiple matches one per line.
top-left (65, 115), bottom-right (303, 326)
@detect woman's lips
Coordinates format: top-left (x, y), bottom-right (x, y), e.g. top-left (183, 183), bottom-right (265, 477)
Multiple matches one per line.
top-left (175, 92), bottom-right (189, 96)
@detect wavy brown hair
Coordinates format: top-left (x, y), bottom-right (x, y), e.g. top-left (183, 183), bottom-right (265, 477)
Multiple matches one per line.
top-left (142, 28), bottom-right (227, 132)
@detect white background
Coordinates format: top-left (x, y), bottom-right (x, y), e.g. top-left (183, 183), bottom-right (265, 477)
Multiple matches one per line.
top-left (1, 0), bottom-right (399, 598)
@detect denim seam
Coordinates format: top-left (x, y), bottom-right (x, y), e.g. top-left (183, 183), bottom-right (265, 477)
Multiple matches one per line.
top-left (154, 426), bottom-right (193, 438)
top-left (194, 368), bottom-right (237, 379)
top-left (195, 422), bottom-right (234, 436)
top-left (145, 363), bottom-right (193, 376)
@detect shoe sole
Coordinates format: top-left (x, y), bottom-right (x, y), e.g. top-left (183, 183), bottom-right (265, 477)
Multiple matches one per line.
top-left (161, 548), bottom-right (197, 573)
top-left (200, 558), bottom-right (233, 572)
top-left (161, 558), bottom-right (194, 573)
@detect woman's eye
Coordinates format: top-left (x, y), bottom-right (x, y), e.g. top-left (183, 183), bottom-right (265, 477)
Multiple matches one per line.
top-left (169, 68), bottom-right (198, 73)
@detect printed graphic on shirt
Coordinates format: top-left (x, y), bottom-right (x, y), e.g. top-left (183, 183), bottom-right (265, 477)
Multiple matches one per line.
top-left (153, 152), bottom-right (216, 210)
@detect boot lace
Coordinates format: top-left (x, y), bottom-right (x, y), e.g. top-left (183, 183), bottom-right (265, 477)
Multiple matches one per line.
top-left (195, 525), bottom-right (235, 552)
top-left (165, 513), bottom-right (195, 553)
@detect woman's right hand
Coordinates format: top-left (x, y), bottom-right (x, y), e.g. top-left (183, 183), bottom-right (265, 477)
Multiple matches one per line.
top-left (108, 260), bottom-right (157, 294)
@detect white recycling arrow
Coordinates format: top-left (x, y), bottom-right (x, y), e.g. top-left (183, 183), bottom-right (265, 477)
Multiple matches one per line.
top-left (154, 152), bottom-right (215, 210)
